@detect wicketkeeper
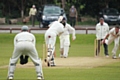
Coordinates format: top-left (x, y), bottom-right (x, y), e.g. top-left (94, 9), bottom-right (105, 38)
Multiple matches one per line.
top-left (7, 26), bottom-right (44, 80)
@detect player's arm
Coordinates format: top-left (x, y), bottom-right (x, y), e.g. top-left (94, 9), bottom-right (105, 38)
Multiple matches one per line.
top-left (95, 25), bottom-right (99, 40)
top-left (14, 35), bottom-right (17, 46)
top-left (102, 34), bottom-right (109, 43)
top-left (68, 24), bottom-right (76, 40)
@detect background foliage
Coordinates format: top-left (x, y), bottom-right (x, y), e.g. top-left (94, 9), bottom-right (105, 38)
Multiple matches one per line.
top-left (0, 0), bottom-right (120, 19)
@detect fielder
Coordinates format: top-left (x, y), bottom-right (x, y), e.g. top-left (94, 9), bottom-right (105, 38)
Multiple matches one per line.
top-left (102, 25), bottom-right (120, 59)
top-left (44, 16), bottom-right (64, 67)
top-left (7, 26), bottom-right (44, 80)
top-left (59, 17), bottom-right (76, 58)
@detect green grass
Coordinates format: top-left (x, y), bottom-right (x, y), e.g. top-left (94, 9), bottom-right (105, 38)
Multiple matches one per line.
top-left (0, 33), bottom-right (120, 80)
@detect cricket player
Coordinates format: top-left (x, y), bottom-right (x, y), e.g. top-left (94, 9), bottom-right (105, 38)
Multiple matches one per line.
top-left (102, 25), bottom-right (120, 59)
top-left (44, 16), bottom-right (64, 67)
top-left (7, 26), bottom-right (44, 80)
top-left (59, 17), bottom-right (76, 58)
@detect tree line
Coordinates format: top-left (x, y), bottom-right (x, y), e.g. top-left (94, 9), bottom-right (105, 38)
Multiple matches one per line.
top-left (0, 0), bottom-right (120, 19)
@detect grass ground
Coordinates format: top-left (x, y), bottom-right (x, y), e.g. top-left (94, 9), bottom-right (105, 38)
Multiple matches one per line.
top-left (0, 34), bottom-right (120, 80)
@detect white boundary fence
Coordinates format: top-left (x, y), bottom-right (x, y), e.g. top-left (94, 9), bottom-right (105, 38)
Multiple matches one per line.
top-left (0, 27), bottom-right (96, 34)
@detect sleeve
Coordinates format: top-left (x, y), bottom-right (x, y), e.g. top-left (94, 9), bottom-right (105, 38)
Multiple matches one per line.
top-left (14, 35), bottom-right (17, 46)
top-left (95, 24), bottom-right (99, 38)
top-left (31, 34), bottom-right (36, 45)
top-left (106, 24), bottom-right (109, 34)
top-left (29, 8), bottom-right (32, 16)
top-left (67, 24), bottom-right (76, 39)
top-left (109, 28), bottom-right (114, 34)
top-left (75, 8), bottom-right (78, 17)
top-left (48, 22), bottom-right (54, 27)
top-left (32, 34), bottom-right (36, 45)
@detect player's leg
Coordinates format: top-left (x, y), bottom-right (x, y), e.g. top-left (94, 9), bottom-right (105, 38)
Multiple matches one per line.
top-left (7, 49), bottom-right (20, 79)
top-left (28, 45), bottom-right (44, 79)
top-left (46, 34), bottom-right (56, 66)
top-left (103, 42), bottom-right (109, 56)
top-left (112, 37), bottom-right (119, 59)
top-left (59, 37), bottom-right (64, 58)
top-left (63, 35), bottom-right (70, 58)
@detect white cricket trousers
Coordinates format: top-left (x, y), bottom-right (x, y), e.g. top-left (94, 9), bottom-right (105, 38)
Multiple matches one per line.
top-left (7, 41), bottom-right (43, 78)
top-left (45, 31), bottom-right (56, 63)
top-left (106, 35), bottom-right (120, 55)
top-left (59, 35), bottom-right (70, 57)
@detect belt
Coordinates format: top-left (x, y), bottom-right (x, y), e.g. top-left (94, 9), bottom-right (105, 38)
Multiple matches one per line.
top-left (17, 40), bottom-right (32, 42)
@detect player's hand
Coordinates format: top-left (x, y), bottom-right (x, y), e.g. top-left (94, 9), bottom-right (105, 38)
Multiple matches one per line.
top-left (72, 36), bottom-right (76, 41)
top-left (102, 39), bottom-right (105, 44)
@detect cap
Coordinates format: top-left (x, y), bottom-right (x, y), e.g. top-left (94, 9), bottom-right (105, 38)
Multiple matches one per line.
top-left (58, 16), bottom-right (63, 22)
top-left (21, 25), bottom-right (29, 31)
top-left (99, 17), bottom-right (104, 20)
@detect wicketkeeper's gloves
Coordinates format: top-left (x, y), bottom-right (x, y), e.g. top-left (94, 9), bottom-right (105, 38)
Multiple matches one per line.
top-left (20, 55), bottom-right (29, 65)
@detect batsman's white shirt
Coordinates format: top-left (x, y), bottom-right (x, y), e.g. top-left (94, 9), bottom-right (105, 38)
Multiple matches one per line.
top-left (45, 21), bottom-right (64, 48)
top-left (96, 22), bottom-right (109, 40)
top-left (59, 23), bottom-right (76, 48)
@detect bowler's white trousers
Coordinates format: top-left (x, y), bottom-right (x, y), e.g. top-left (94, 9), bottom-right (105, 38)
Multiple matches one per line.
top-left (59, 35), bottom-right (70, 57)
top-left (106, 35), bottom-right (120, 55)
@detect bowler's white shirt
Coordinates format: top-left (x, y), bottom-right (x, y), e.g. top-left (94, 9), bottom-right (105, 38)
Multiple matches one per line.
top-left (96, 22), bottom-right (109, 40)
top-left (60, 23), bottom-right (75, 37)
top-left (14, 32), bottom-right (35, 46)
top-left (109, 27), bottom-right (120, 36)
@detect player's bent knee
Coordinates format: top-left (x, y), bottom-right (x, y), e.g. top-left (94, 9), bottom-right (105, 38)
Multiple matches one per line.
top-left (33, 59), bottom-right (42, 65)
top-left (10, 58), bottom-right (18, 64)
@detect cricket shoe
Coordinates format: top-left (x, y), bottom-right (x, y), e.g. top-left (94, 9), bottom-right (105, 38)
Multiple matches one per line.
top-left (105, 55), bottom-right (109, 58)
top-left (37, 76), bottom-right (44, 80)
top-left (112, 55), bottom-right (117, 59)
top-left (7, 76), bottom-right (13, 80)
top-left (46, 56), bottom-right (51, 67)
top-left (60, 55), bottom-right (64, 58)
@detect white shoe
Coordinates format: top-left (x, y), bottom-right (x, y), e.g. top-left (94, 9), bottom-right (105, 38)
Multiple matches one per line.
top-left (112, 55), bottom-right (117, 59)
top-left (37, 77), bottom-right (42, 80)
top-left (105, 55), bottom-right (109, 58)
top-left (7, 76), bottom-right (13, 80)
top-left (60, 55), bottom-right (63, 58)
top-left (37, 76), bottom-right (44, 80)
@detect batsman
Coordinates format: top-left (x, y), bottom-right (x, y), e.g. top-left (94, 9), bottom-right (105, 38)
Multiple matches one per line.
top-left (44, 16), bottom-right (65, 67)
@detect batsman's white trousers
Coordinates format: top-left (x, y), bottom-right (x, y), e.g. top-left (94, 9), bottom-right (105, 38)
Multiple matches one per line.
top-left (105, 35), bottom-right (120, 55)
top-left (45, 32), bottom-right (56, 55)
top-left (59, 35), bottom-right (70, 57)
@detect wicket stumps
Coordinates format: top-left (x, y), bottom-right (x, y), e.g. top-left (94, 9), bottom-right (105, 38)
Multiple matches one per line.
top-left (42, 44), bottom-right (47, 66)
top-left (94, 39), bottom-right (103, 57)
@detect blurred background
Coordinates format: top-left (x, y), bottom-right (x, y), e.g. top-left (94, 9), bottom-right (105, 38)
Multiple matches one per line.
top-left (0, 0), bottom-right (120, 25)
